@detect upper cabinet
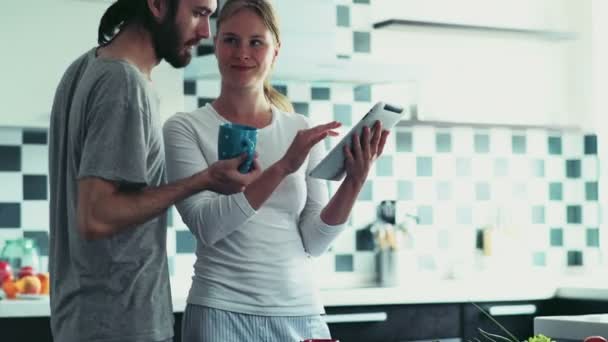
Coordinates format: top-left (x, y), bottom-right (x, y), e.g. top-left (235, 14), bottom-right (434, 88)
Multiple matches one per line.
top-left (0, 1), bottom-right (184, 128)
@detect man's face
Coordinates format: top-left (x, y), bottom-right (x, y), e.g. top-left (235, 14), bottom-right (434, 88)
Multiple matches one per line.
top-left (152, 0), bottom-right (217, 68)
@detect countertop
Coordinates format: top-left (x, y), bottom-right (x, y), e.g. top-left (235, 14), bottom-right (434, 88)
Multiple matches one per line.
top-left (2, 274), bottom-right (606, 318)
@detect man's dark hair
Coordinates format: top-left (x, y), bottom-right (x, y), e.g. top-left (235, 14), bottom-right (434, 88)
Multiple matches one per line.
top-left (98, 0), bottom-right (179, 45)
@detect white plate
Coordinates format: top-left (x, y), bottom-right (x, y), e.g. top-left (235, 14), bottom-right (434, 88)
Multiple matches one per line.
top-left (16, 294), bottom-right (47, 300)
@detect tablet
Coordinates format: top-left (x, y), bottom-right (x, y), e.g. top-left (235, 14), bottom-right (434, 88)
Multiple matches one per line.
top-left (309, 101), bottom-right (405, 181)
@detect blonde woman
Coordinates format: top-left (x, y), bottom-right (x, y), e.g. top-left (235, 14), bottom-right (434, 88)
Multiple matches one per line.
top-left (163, 0), bottom-right (389, 340)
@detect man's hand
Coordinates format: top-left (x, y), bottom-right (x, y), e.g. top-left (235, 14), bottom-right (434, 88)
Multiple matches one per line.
top-left (202, 153), bottom-right (262, 194)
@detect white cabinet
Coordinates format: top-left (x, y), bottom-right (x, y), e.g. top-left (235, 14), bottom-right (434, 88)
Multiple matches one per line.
top-left (0, 0), bottom-right (183, 128)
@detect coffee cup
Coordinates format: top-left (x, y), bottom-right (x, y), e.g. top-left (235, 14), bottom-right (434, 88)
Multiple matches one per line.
top-left (218, 123), bottom-right (258, 173)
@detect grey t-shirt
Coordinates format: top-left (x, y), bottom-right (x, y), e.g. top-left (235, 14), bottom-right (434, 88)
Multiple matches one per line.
top-left (48, 48), bottom-right (172, 342)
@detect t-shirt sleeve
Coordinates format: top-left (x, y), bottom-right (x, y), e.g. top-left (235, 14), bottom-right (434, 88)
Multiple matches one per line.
top-left (77, 69), bottom-right (150, 187)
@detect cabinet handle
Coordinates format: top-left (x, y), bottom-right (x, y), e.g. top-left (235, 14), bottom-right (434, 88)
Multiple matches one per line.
top-left (323, 312), bottom-right (388, 323)
top-left (488, 304), bottom-right (537, 316)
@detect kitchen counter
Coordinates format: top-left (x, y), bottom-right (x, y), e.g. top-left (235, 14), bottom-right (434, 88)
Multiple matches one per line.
top-left (1, 274), bottom-right (606, 318)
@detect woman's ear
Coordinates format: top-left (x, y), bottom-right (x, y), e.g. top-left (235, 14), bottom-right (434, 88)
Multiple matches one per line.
top-left (272, 42), bottom-right (280, 64)
top-left (147, 0), bottom-right (169, 23)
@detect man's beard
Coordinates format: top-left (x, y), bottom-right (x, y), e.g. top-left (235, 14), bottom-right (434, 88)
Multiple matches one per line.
top-left (151, 16), bottom-right (191, 68)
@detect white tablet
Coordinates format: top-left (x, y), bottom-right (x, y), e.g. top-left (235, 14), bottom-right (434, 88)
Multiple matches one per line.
top-left (309, 101), bottom-right (405, 181)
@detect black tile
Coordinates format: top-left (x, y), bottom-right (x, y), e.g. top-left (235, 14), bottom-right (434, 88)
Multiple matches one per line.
top-left (293, 102), bottom-right (309, 116)
top-left (550, 228), bottom-right (563, 247)
top-left (311, 87), bottom-right (331, 100)
top-left (356, 228), bottom-right (375, 251)
top-left (0, 146), bottom-right (21, 171)
top-left (22, 130), bottom-right (47, 145)
top-left (566, 159), bottom-right (581, 178)
top-left (549, 182), bottom-right (563, 201)
top-left (272, 84), bottom-right (287, 96)
top-left (567, 250), bottom-right (583, 266)
top-left (474, 134), bottom-right (490, 153)
top-left (335, 254), bottom-right (354, 272)
top-left (0, 203), bottom-right (20, 228)
top-left (23, 231), bottom-right (49, 256)
top-left (197, 97), bottom-right (215, 108)
top-left (548, 136), bottom-right (562, 155)
top-left (584, 134), bottom-right (597, 155)
top-left (196, 44), bottom-right (214, 56)
top-left (512, 135), bottom-right (526, 154)
top-left (23, 175), bottom-right (48, 200)
top-left (567, 205), bottom-right (582, 224)
top-left (416, 157), bottom-right (432, 177)
top-left (586, 182), bottom-right (599, 201)
top-left (183, 80), bottom-right (196, 95)
top-left (436, 133), bottom-right (451, 153)
top-left (354, 85), bottom-right (371, 102)
top-left (176, 231), bottom-right (196, 253)
top-left (396, 131), bottom-right (412, 152)
top-left (337, 5), bottom-right (350, 27)
top-left (353, 31), bottom-right (371, 53)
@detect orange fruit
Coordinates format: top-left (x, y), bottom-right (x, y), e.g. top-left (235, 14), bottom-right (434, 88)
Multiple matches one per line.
top-left (2, 280), bottom-right (19, 299)
top-left (37, 273), bottom-right (50, 295)
top-left (20, 276), bottom-right (41, 294)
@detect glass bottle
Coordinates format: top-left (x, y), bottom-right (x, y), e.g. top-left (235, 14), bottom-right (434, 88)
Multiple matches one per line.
top-left (0, 239), bottom-right (24, 272)
top-left (20, 238), bottom-right (40, 273)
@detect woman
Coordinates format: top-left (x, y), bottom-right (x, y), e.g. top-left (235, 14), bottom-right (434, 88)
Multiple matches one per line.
top-left (163, 0), bottom-right (389, 340)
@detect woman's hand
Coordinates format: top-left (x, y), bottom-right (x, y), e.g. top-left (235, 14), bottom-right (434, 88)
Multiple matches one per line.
top-left (277, 121), bottom-right (341, 175)
top-left (343, 120), bottom-right (389, 187)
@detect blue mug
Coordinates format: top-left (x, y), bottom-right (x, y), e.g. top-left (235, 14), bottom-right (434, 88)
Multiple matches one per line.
top-left (218, 123), bottom-right (258, 173)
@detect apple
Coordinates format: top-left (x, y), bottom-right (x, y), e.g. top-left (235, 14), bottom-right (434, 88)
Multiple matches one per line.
top-left (18, 266), bottom-right (35, 279)
top-left (20, 275), bottom-right (41, 294)
top-left (0, 261), bottom-right (13, 284)
top-left (584, 336), bottom-right (608, 342)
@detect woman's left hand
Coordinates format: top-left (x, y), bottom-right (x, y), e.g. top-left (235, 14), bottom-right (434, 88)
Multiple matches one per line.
top-left (343, 120), bottom-right (390, 186)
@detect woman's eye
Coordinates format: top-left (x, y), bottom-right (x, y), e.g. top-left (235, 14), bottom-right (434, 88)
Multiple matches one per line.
top-left (251, 39), bottom-right (263, 47)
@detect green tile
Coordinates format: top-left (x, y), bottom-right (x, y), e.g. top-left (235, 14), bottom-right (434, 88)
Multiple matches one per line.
top-left (566, 160), bottom-right (581, 178)
top-left (456, 158), bottom-right (471, 177)
top-left (417, 206), bottom-right (433, 225)
top-left (548, 136), bottom-right (562, 155)
top-left (358, 180), bottom-right (373, 201)
top-left (567, 250), bottom-right (583, 266)
top-left (311, 87), bottom-right (330, 100)
top-left (475, 182), bottom-right (490, 201)
top-left (396, 131), bottom-right (413, 152)
top-left (337, 5), bottom-right (350, 27)
top-left (437, 182), bottom-right (452, 201)
top-left (549, 182), bottom-right (563, 201)
top-left (587, 228), bottom-right (600, 247)
top-left (586, 182), bottom-right (599, 201)
top-left (532, 206), bottom-right (545, 224)
top-left (376, 155), bottom-right (393, 177)
top-left (398, 180), bottom-right (413, 200)
top-left (494, 158), bottom-right (508, 177)
top-left (567, 205), bottom-right (582, 224)
top-left (354, 85), bottom-right (371, 102)
top-left (354, 0), bottom-right (370, 3)
top-left (532, 252), bottom-right (546, 267)
top-left (585, 134), bottom-right (597, 155)
top-left (436, 133), bottom-right (451, 153)
top-left (550, 228), bottom-right (563, 247)
top-left (293, 102), bottom-right (309, 116)
top-left (474, 134), bottom-right (490, 153)
top-left (353, 31), bottom-right (371, 53)
top-left (416, 157), bottom-right (433, 177)
top-left (512, 135), bottom-right (526, 154)
top-left (333, 104), bottom-right (352, 125)
top-left (335, 254), bottom-right (354, 272)
top-left (531, 159), bottom-right (545, 177)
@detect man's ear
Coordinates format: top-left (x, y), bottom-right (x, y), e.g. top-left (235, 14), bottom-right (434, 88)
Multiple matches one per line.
top-left (147, 0), bottom-right (169, 23)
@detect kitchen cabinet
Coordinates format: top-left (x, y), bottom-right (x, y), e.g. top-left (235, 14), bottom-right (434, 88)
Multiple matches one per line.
top-left (1, 1), bottom-right (183, 128)
top-left (462, 301), bottom-right (550, 342)
top-left (325, 303), bottom-right (461, 342)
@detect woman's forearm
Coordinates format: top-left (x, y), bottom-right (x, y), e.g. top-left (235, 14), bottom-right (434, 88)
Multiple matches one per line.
top-left (320, 176), bottom-right (365, 225)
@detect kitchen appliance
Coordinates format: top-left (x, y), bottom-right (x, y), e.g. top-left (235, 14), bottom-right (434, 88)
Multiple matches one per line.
top-left (535, 314), bottom-right (608, 342)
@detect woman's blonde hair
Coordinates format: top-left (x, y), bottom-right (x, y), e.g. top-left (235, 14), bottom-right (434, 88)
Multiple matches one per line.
top-left (216, 0), bottom-right (295, 113)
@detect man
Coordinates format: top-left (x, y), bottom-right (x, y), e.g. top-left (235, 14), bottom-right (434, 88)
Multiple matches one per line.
top-left (48, 0), bottom-right (259, 341)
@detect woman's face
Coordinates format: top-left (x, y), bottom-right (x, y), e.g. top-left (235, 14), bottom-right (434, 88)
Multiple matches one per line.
top-left (214, 9), bottom-right (279, 89)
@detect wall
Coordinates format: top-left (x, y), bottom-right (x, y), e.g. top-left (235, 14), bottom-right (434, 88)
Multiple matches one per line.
top-left (0, 0), bottom-right (601, 289)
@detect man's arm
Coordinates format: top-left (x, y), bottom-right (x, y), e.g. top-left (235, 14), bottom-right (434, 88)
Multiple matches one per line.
top-left (77, 154), bottom-right (260, 240)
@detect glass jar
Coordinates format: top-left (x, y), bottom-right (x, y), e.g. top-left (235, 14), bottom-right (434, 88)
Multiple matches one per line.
top-left (0, 239), bottom-right (24, 272)
top-left (20, 238), bottom-right (40, 273)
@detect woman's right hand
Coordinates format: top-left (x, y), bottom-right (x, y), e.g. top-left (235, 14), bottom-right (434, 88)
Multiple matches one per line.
top-left (277, 121), bottom-right (341, 175)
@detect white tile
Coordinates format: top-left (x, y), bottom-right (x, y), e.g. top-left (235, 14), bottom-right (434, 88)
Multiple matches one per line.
top-left (331, 228), bottom-right (355, 253)
top-left (433, 155), bottom-right (455, 179)
top-left (354, 251), bottom-right (375, 274)
top-left (334, 28), bottom-right (353, 56)
top-left (432, 204), bottom-right (455, 227)
top-left (471, 158), bottom-right (493, 180)
top-left (545, 203), bottom-right (566, 226)
top-left (582, 157), bottom-right (599, 179)
top-left (21, 201), bottom-right (50, 230)
top-left (528, 180), bottom-right (548, 203)
top-left (471, 203), bottom-right (496, 226)
top-left (195, 80), bottom-right (220, 98)
top-left (0, 173), bottom-right (22, 201)
top-left (451, 127), bottom-right (474, 155)
top-left (394, 155), bottom-right (417, 179)
top-left (166, 229), bottom-right (176, 256)
top-left (0, 127), bottom-right (22, 145)
top-left (308, 102), bottom-right (333, 125)
top-left (562, 179), bottom-right (583, 203)
top-left (545, 157), bottom-right (565, 180)
top-left (488, 127), bottom-right (511, 156)
top-left (583, 203), bottom-right (600, 226)
top-left (510, 157), bottom-right (529, 180)
top-left (285, 82), bottom-right (311, 102)
top-left (350, 201), bottom-right (376, 228)
top-left (21, 145), bottom-right (48, 174)
top-left (330, 84), bottom-right (354, 103)
top-left (564, 227), bottom-right (585, 249)
top-left (582, 248), bottom-right (602, 268)
top-left (526, 129), bottom-right (547, 157)
top-left (173, 254), bottom-right (196, 280)
top-left (373, 178), bottom-right (397, 200)
top-left (350, 4), bottom-right (373, 30)
top-left (351, 102), bottom-right (373, 122)
top-left (562, 133), bottom-right (583, 157)
top-left (412, 126), bottom-right (435, 155)
top-left (413, 178), bottom-right (434, 203)
top-left (453, 180), bottom-right (474, 204)
top-left (183, 96), bottom-right (198, 112)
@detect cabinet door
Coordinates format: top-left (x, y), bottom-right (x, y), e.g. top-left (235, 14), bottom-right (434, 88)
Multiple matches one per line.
top-left (326, 304), bottom-right (460, 342)
top-left (462, 301), bottom-right (547, 342)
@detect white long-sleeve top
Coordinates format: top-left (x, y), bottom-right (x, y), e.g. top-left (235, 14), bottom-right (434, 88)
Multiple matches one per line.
top-left (163, 104), bottom-right (346, 316)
